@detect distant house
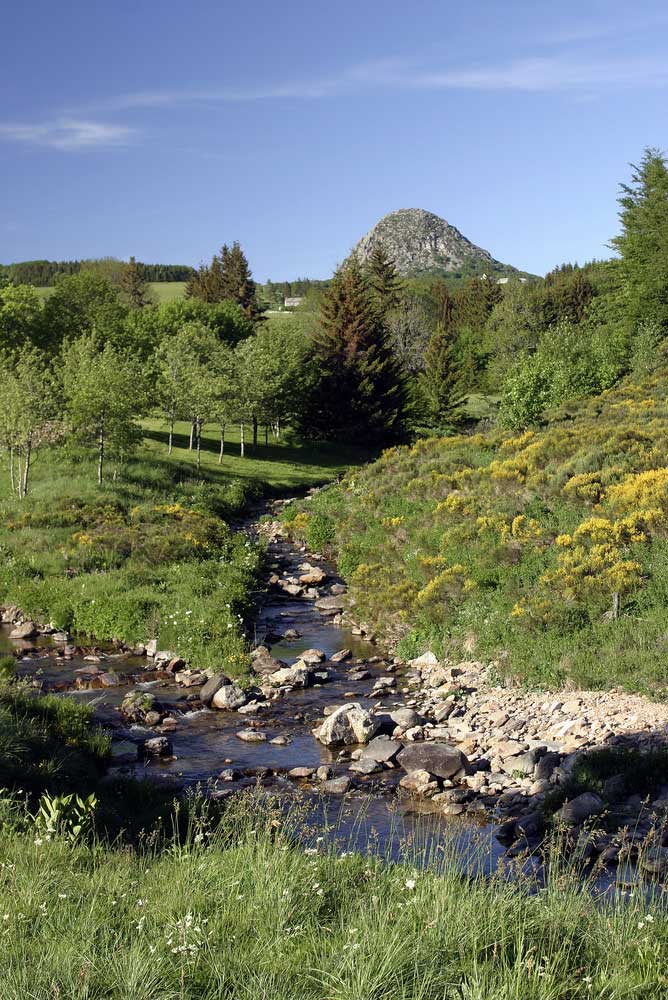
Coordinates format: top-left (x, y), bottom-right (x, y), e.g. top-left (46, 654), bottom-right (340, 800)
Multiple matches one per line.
top-left (284, 296), bottom-right (304, 308)
top-left (497, 276), bottom-right (527, 285)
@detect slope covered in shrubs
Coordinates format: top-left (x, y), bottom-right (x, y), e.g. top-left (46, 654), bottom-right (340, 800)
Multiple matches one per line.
top-left (286, 364), bottom-right (668, 693)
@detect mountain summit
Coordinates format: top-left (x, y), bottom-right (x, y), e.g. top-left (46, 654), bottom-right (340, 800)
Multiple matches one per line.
top-left (351, 208), bottom-right (510, 277)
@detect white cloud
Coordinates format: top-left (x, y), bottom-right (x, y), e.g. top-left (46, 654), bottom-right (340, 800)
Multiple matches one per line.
top-left (0, 119), bottom-right (135, 151)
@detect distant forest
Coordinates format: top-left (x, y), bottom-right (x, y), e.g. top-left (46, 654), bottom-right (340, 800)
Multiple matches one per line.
top-left (0, 259), bottom-right (196, 286)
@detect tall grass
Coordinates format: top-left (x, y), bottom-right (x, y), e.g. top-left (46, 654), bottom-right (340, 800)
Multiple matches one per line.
top-left (0, 790), bottom-right (666, 999)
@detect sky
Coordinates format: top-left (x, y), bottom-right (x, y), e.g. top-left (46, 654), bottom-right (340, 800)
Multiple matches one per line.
top-left (1, 0), bottom-right (668, 280)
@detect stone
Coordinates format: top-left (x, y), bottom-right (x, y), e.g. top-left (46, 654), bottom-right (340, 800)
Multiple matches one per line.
top-left (515, 811), bottom-right (543, 837)
top-left (267, 664), bottom-right (310, 688)
top-left (399, 769), bottom-right (439, 796)
top-left (390, 708), bottom-right (421, 730)
top-left (316, 765), bottom-right (333, 780)
top-left (200, 673), bottom-right (231, 705)
top-left (315, 595), bottom-right (346, 613)
top-left (535, 751), bottom-right (561, 781)
top-left (556, 792), bottom-right (604, 826)
top-left (299, 648), bottom-right (326, 664)
top-left (120, 690), bottom-right (157, 723)
top-left (360, 735), bottom-right (403, 763)
top-left (251, 650), bottom-right (289, 676)
top-left (315, 703), bottom-right (380, 746)
top-left (299, 568), bottom-right (327, 585)
top-left (410, 651), bottom-right (439, 668)
top-left (349, 759), bottom-right (381, 775)
top-left (9, 621), bottom-right (37, 639)
top-left (322, 776), bottom-right (351, 794)
top-left (212, 684), bottom-right (248, 711)
top-left (330, 648), bottom-right (353, 663)
top-left (288, 766), bottom-right (316, 779)
top-left (99, 670), bottom-right (121, 687)
top-left (641, 847), bottom-right (668, 875)
top-left (329, 583), bottom-right (347, 596)
top-left (219, 768), bottom-right (238, 782)
top-left (397, 743), bottom-right (469, 781)
top-left (270, 736), bottom-right (291, 746)
top-left (283, 629), bottom-right (301, 640)
top-left (138, 736), bottom-right (172, 758)
top-left (145, 639), bottom-right (158, 657)
top-left (235, 729), bottom-right (267, 743)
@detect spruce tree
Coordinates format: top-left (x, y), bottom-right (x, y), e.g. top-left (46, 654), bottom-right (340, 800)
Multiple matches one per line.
top-left (366, 241), bottom-right (402, 316)
top-left (307, 261), bottom-right (404, 441)
top-left (219, 242), bottom-right (264, 323)
top-left (121, 256), bottom-right (149, 309)
top-left (418, 322), bottom-right (466, 430)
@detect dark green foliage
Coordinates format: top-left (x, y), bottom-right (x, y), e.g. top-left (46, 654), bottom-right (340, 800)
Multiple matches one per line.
top-left (417, 323), bottom-right (466, 430)
top-left (120, 255), bottom-right (149, 309)
top-left (2, 259), bottom-right (194, 286)
top-left (611, 147), bottom-right (668, 331)
top-left (187, 242), bottom-right (264, 323)
top-left (366, 241), bottom-right (403, 316)
top-left (305, 262), bottom-right (405, 442)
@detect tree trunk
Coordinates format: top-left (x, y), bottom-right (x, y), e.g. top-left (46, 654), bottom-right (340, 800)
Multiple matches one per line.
top-left (9, 447), bottom-right (15, 494)
top-left (189, 419), bottom-right (195, 451)
top-left (16, 450), bottom-right (22, 499)
top-left (98, 425), bottom-right (104, 485)
top-left (612, 591), bottom-right (620, 620)
top-left (196, 419), bottom-right (202, 470)
top-left (219, 424), bottom-right (225, 464)
top-left (276, 417), bottom-right (281, 440)
top-left (20, 435), bottom-right (32, 499)
top-left (252, 414), bottom-right (258, 449)
top-left (240, 422), bottom-right (245, 458)
top-left (168, 416), bottom-right (174, 455)
top-left (264, 424), bottom-right (268, 446)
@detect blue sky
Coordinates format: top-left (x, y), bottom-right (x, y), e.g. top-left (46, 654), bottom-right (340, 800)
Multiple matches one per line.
top-left (1, 0), bottom-right (667, 280)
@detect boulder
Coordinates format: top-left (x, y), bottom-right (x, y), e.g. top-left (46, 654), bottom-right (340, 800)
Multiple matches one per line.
top-left (321, 776), bottom-right (352, 794)
top-left (288, 766), bottom-right (316, 779)
top-left (390, 708), bottom-right (422, 730)
top-left (251, 649), bottom-right (289, 676)
top-left (200, 673), bottom-right (231, 705)
top-left (349, 759), bottom-right (381, 775)
top-left (120, 690), bottom-right (158, 723)
top-left (299, 648), bottom-right (326, 665)
top-left (315, 703), bottom-right (380, 746)
top-left (397, 743), bottom-right (469, 781)
top-left (315, 595), bottom-right (346, 613)
top-left (235, 729), bottom-right (267, 743)
top-left (145, 639), bottom-right (158, 657)
top-left (9, 621), bottom-right (37, 639)
top-left (399, 769), bottom-right (439, 796)
top-left (267, 663), bottom-right (310, 688)
top-left (360, 735), bottom-right (403, 763)
top-left (138, 736), bottom-right (172, 759)
top-left (410, 651), bottom-right (439, 668)
top-left (299, 568), bottom-right (327, 585)
top-left (212, 684), bottom-right (249, 711)
top-left (556, 792), bottom-right (604, 826)
top-left (331, 648), bottom-right (353, 663)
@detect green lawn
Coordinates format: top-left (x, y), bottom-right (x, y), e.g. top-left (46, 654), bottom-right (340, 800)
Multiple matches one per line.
top-left (141, 418), bottom-right (376, 493)
top-left (147, 280), bottom-right (187, 303)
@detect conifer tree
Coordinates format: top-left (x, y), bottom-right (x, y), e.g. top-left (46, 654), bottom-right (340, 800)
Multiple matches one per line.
top-left (219, 242), bottom-right (264, 323)
top-left (120, 256), bottom-right (149, 309)
top-left (307, 261), bottom-right (404, 441)
top-left (366, 241), bottom-right (402, 316)
top-left (417, 323), bottom-right (466, 430)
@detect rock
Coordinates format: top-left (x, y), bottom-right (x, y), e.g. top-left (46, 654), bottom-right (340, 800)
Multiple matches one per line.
top-left (515, 811), bottom-right (543, 837)
top-left (288, 766), bottom-right (316, 779)
top-left (175, 669), bottom-right (206, 688)
top-left (235, 729), bottom-right (267, 743)
top-left (410, 651), bottom-right (439, 668)
top-left (99, 670), bottom-right (121, 687)
top-left (299, 568), bottom-right (327, 585)
top-left (389, 708), bottom-right (421, 730)
top-left (219, 768), bottom-right (238, 782)
top-left (144, 711), bottom-right (162, 727)
top-left (641, 847), bottom-right (668, 875)
top-left (329, 583), bottom-right (347, 596)
top-left (145, 639), bottom-right (158, 657)
top-left (349, 759), bottom-right (381, 775)
top-left (556, 792), bottom-right (604, 826)
top-left (316, 765), bottom-right (333, 780)
top-left (120, 690), bottom-right (157, 723)
top-left (315, 703), bottom-right (380, 746)
top-left (322, 776), bottom-right (352, 794)
top-left (138, 736), bottom-right (172, 759)
top-left (212, 684), bottom-right (248, 711)
top-left (315, 595), bottom-right (346, 613)
top-left (52, 631), bottom-right (70, 643)
top-left (399, 769), bottom-right (439, 797)
top-left (282, 583), bottom-right (303, 597)
top-left (535, 752), bottom-right (561, 781)
top-left (348, 669), bottom-right (371, 681)
top-left (270, 736), bottom-right (291, 746)
top-left (9, 621), bottom-right (37, 639)
top-left (283, 629), bottom-right (301, 640)
top-left (251, 649), bottom-right (289, 676)
top-left (200, 673), bottom-right (231, 706)
top-left (397, 743), bottom-right (469, 781)
top-left (360, 735), bottom-right (403, 763)
top-left (267, 664), bottom-right (310, 688)
top-left (154, 650), bottom-right (177, 665)
top-left (330, 648), bottom-right (353, 663)
top-left (300, 648), bottom-right (326, 664)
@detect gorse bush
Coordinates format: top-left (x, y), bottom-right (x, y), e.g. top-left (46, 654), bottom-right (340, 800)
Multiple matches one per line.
top-left (286, 366), bottom-right (668, 692)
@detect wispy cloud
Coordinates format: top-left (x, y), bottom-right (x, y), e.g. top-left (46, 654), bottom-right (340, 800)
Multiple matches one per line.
top-left (0, 119), bottom-right (136, 151)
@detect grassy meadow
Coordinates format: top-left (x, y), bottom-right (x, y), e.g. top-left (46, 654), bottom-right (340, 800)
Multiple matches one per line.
top-left (0, 421), bottom-right (371, 674)
top-left (284, 363), bottom-right (668, 695)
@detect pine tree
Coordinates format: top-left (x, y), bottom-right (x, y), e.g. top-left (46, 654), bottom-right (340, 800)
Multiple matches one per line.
top-left (307, 261), bottom-right (404, 441)
top-left (120, 256), bottom-right (149, 309)
top-left (366, 241), bottom-right (402, 316)
top-left (611, 148), bottom-right (668, 330)
top-left (418, 323), bottom-right (466, 430)
top-left (219, 242), bottom-right (264, 323)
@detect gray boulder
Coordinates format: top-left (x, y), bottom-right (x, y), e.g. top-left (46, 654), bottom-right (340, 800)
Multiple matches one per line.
top-left (316, 703), bottom-right (380, 746)
top-left (397, 742), bottom-right (469, 780)
top-left (556, 792), bottom-right (604, 826)
top-left (360, 735), bottom-right (403, 763)
top-left (200, 673), bottom-right (231, 705)
top-left (9, 621), bottom-right (37, 639)
top-left (212, 684), bottom-right (248, 710)
top-left (138, 736), bottom-right (172, 759)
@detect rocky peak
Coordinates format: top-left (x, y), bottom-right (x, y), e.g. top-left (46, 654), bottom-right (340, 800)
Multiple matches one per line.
top-left (351, 208), bottom-right (503, 276)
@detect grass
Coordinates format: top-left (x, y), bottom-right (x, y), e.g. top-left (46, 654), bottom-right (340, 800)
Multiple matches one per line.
top-left (0, 791), bottom-right (667, 998)
top-left (0, 422), bottom-right (371, 674)
top-left (148, 280), bottom-right (187, 303)
top-left (283, 366), bottom-right (668, 695)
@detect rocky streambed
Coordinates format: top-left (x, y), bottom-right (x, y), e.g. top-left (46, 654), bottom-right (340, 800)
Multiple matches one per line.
top-left (6, 496), bottom-right (668, 878)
